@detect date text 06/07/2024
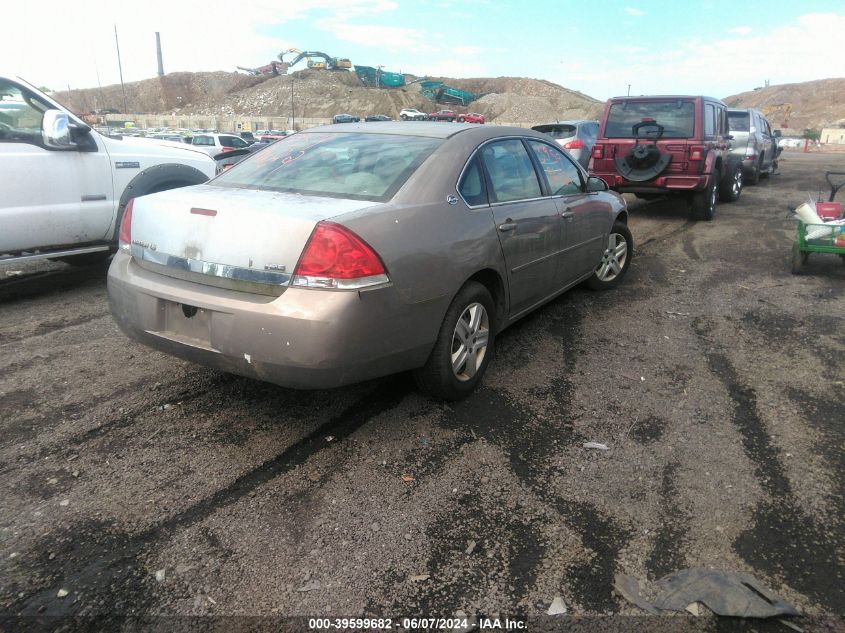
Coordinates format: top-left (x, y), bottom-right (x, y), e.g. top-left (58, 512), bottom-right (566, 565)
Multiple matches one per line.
top-left (307, 617), bottom-right (527, 630)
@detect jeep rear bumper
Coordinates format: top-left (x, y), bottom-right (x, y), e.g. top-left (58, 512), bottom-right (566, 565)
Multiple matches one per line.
top-left (592, 172), bottom-right (708, 193)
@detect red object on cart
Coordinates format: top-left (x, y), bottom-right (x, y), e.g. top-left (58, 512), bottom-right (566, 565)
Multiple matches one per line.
top-left (816, 201), bottom-right (843, 220)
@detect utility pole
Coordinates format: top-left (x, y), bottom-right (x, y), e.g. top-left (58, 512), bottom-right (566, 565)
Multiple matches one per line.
top-left (114, 24), bottom-right (128, 114)
top-left (627, 84), bottom-right (631, 96)
top-left (290, 76), bottom-right (295, 130)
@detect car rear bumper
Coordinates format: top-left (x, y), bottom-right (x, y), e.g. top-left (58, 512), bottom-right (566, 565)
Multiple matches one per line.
top-left (107, 251), bottom-right (440, 389)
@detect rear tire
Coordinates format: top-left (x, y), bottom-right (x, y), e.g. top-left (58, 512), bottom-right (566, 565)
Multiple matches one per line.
top-left (413, 282), bottom-right (495, 401)
top-left (587, 221), bottom-right (633, 290)
top-left (690, 168), bottom-right (719, 221)
top-left (719, 163), bottom-right (743, 202)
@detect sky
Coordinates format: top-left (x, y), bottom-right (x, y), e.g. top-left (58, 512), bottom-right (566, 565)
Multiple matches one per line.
top-left (3, 0), bottom-right (844, 101)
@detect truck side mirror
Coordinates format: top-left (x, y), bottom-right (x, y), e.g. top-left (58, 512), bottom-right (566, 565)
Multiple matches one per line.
top-left (42, 110), bottom-right (75, 149)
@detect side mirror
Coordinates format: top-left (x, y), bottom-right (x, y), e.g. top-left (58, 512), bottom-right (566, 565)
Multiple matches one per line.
top-left (42, 109), bottom-right (75, 149)
top-left (773, 129), bottom-right (782, 138)
top-left (587, 176), bottom-right (609, 192)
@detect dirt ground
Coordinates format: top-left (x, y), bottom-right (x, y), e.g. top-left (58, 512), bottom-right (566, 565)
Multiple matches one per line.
top-left (1, 152), bottom-right (843, 632)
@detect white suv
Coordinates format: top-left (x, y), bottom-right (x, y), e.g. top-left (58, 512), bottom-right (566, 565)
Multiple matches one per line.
top-left (0, 74), bottom-right (216, 265)
top-left (399, 108), bottom-right (428, 121)
top-left (191, 133), bottom-right (250, 156)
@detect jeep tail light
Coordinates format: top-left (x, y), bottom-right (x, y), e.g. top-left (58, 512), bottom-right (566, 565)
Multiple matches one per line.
top-left (293, 221), bottom-right (388, 290)
top-left (564, 139), bottom-right (585, 150)
top-left (119, 199), bottom-right (134, 250)
top-left (689, 145), bottom-right (705, 161)
top-left (592, 144), bottom-right (604, 159)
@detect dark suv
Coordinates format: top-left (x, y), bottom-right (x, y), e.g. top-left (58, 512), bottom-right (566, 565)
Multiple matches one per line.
top-left (589, 95), bottom-right (742, 220)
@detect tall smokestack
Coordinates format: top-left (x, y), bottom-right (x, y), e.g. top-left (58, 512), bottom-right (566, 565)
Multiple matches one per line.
top-left (155, 32), bottom-right (164, 77)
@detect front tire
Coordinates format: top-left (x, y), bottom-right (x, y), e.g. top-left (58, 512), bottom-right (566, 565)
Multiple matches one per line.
top-left (690, 168), bottom-right (719, 221)
top-left (719, 163), bottom-right (743, 202)
top-left (413, 282), bottom-right (495, 401)
top-left (587, 221), bottom-right (633, 290)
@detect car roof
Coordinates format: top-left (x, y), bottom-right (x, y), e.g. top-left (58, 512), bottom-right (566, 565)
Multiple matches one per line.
top-left (303, 121), bottom-right (550, 141)
top-left (608, 95), bottom-right (721, 102)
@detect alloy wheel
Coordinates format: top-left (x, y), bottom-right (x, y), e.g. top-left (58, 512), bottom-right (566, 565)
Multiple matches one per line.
top-left (596, 232), bottom-right (629, 282)
top-left (451, 302), bottom-right (490, 381)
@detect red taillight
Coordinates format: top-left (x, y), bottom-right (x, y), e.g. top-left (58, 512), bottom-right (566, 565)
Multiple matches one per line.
top-left (592, 144), bottom-right (604, 159)
top-left (293, 221), bottom-right (387, 289)
top-left (689, 145), bottom-right (705, 161)
top-left (118, 199), bottom-right (133, 249)
top-left (564, 139), bottom-right (585, 150)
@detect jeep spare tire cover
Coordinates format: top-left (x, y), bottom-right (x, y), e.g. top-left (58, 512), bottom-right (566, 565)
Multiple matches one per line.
top-left (614, 143), bottom-right (672, 182)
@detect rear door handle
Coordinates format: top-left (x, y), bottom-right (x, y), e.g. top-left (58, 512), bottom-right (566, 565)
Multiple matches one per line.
top-left (561, 211), bottom-right (575, 219)
top-left (498, 222), bottom-right (517, 232)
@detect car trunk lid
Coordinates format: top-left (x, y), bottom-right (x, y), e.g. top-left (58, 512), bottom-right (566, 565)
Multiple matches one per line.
top-left (128, 184), bottom-right (380, 295)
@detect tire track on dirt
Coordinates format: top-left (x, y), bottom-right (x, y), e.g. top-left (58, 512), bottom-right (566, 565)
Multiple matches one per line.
top-left (693, 317), bottom-right (844, 610)
top-left (7, 377), bottom-right (411, 619)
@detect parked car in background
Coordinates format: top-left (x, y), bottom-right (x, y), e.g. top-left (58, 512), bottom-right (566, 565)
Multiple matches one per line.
top-left (240, 131), bottom-right (257, 145)
top-left (727, 108), bottom-right (779, 184)
top-left (0, 73), bottom-right (215, 266)
top-left (400, 108), bottom-right (428, 121)
top-left (191, 133), bottom-right (251, 156)
top-left (589, 95), bottom-right (743, 220)
top-left (259, 132), bottom-right (287, 143)
top-left (531, 120), bottom-right (598, 168)
top-left (429, 109), bottom-right (457, 122)
top-left (332, 114), bottom-right (360, 124)
top-left (365, 114), bottom-right (392, 122)
top-left (109, 123), bottom-right (630, 400)
top-left (457, 113), bottom-right (485, 124)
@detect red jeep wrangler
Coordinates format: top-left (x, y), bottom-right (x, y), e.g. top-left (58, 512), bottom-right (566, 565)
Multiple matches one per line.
top-left (589, 95), bottom-right (743, 220)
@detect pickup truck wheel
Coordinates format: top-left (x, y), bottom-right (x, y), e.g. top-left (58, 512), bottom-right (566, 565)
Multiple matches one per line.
top-left (401, 114), bottom-right (408, 120)
top-left (719, 163), bottom-right (743, 202)
top-left (413, 281), bottom-right (495, 401)
top-left (112, 164), bottom-right (210, 242)
top-left (690, 168), bottom-right (719, 221)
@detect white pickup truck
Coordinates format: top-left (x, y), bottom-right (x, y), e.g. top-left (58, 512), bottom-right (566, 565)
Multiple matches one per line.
top-left (0, 74), bottom-right (217, 265)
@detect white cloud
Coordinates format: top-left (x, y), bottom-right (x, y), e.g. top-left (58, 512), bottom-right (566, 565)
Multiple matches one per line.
top-left (2, 0), bottom-right (399, 90)
top-left (625, 7), bottom-right (646, 16)
top-left (556, 11), bottom-right (845, 100)
top-left (730, 26), bottom-right (752, 35)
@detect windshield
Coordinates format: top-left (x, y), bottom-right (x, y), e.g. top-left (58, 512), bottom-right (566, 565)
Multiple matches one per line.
top-left (211, 132), bottom-right (442, 202)
top-left (605, 100), bottom-right (695, 138)
top-left (728, 111), bottom-right (750, 132)
top-left (532, 124), bottom-right (576, 139)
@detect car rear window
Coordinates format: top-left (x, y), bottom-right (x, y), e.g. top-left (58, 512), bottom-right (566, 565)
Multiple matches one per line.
top-left (532, 124), bottom-right (576, 139)
top-left (728, 111), bottom-right (750, 132)
top-left (192, 135), bottom-right (214, 146)
top-left (605, 100), bottom-right (695, 138)
top-left (211, 132), bottom-right (443, 202)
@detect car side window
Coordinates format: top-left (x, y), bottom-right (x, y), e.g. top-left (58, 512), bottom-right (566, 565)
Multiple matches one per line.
top-left (458, 155), bottom-right (488, 206)
top-left (526, 139), bottom-right (583, 196)
top-left (480, 139), bottom-right (542, 203)
top-left (704, 104), bottom-right (716, 138)
top-left (0, 81), bottom-right (49, 146)
top-left (193, 135), bottom-right (214, 146)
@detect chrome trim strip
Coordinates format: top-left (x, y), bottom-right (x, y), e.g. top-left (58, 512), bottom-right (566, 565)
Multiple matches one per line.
top-left (130, 245), bottom-right (291, 286)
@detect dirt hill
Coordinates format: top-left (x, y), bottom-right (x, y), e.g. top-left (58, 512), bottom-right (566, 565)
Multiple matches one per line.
top-left (55, 70), bottom-right (602, 124)
top-left (724, 78), bottom-right (845, 133)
